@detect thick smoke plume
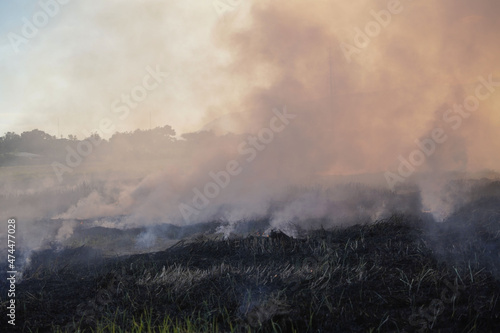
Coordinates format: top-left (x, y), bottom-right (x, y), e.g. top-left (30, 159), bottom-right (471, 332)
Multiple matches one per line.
top-left (1, 0), bottom-right (500, 250)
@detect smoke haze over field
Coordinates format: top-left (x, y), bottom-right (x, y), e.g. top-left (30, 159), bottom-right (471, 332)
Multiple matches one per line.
top-left (1, 0), bottom-right (500, 243)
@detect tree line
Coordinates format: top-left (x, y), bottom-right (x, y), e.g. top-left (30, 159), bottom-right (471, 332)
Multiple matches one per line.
top-left (0, 125), bottom-right (231, 167)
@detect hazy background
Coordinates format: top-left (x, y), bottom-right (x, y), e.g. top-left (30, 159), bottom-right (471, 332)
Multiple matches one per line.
top-left (0, 0), bottom-right (498, 164)
top-left (1, 0), bottom-right (500, 246)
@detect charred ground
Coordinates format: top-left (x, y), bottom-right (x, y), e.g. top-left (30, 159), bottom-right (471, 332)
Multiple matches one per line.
top-left (1, 208), bottom-right (500, 332)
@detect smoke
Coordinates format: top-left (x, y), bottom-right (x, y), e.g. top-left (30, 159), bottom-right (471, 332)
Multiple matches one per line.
top-left (205, 0), bottom-right (500, 224)
top-left (56, 220), bottom-right (76, 242)
top-left (1, 0), bottom-right (500, 251)
top-left (135, 227), bottom-right (157, 249)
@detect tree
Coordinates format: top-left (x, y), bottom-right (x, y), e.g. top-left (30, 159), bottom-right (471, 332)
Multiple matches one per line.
top-left (1, 132), bottom-right (21, 153)
top-left (19, 129), bottom-right (56, 153)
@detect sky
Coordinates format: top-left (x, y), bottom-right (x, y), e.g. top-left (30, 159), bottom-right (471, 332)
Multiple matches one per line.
top-left (0, 0), bottom-right (239, 138)
top-left (0, 0), bottom-right (36, 130)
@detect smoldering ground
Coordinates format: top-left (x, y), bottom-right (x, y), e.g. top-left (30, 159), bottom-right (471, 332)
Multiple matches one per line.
top-left (0, 0), bottom-right (500, 272)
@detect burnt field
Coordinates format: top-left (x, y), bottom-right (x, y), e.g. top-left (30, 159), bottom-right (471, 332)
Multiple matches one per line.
top-left (2, 0), bottom-right (500, 331)
top-left (1, 208), bottom-right (500, 332)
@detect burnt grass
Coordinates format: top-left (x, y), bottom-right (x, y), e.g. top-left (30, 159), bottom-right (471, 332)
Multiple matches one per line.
top-left (1, 213), bottom-right (500, 332)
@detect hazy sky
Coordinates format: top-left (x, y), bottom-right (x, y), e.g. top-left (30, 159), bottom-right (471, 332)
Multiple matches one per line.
top-left (1, 0), bottom-right (499, 177)
top-left (0, 0), bottom-right (239, 138)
